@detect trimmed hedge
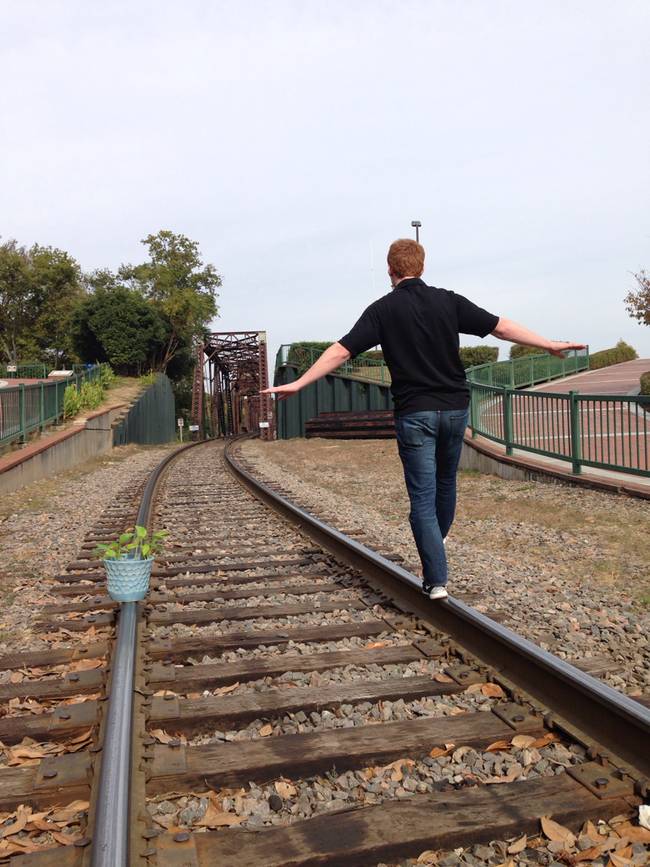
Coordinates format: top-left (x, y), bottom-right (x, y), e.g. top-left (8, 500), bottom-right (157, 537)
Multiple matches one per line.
top-left (459, 345), bottom-right (499, 370)
top-left (589, 340), bottom-right (637, 370)
top-left (509, 344), bottom-right (546, 360)
top-left (640, 371), bottom-right (650, 395)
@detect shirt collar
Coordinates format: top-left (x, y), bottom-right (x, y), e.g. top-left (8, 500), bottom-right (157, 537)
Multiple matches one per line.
top-left (394, 277), bottom-right (426, 291)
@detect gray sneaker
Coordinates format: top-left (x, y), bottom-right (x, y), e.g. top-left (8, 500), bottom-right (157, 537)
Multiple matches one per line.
top-left (427, 585), bottom-right (448, 600)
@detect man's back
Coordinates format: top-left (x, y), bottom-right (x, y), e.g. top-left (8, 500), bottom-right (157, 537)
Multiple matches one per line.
top-left (338, 277), bottom-right (498, 414)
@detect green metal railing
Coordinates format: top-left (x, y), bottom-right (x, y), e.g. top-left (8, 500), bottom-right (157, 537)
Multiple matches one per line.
top-left (466, 349), bottom-right (589, 387)
top-left (0, 365), bottom-right (103, 449)
top-left (470, 383), bottom-right (650, 476)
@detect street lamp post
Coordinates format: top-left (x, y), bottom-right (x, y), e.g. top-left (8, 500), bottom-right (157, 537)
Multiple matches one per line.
top-left (411, 220), bottom-right (421, 243)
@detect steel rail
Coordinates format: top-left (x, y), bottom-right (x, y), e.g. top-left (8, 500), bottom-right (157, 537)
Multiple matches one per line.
top-left (224, 437), bottom-right (650, 780)
top-left (90, 441), bottom-right (203, 867)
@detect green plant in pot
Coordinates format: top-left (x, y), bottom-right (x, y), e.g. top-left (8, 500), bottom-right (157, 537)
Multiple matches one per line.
top-left (95, 526), bottom-right (168, 603)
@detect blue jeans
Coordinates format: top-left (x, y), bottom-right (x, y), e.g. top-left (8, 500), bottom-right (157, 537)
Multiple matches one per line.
top-left (395, 409), bottom-right (469, 588)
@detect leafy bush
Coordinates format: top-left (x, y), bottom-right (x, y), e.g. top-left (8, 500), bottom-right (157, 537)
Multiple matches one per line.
top-left (98, 364), bottom-right (115, 389)
top-left (79, 381), bottom-right (103, 410)
top-left (640, 372), bottom-right (650, 395)
top-left (510, 344), bottom-right (547, 359)
top-left (589, 340), bottom-right (638, 370)
top-left (63, 384), bottom-right (81, 418)
top-left (459, 345), bottom-right (499, 370)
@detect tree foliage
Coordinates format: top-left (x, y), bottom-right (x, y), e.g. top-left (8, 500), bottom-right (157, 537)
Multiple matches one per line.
top-left (119, 231), bottom-right (221, 371)
top-left (0, 241), bottom-right (83, 364)
top-left (624, 270), bottom-right (650, 326)
top-left (71, 274), bottom-right (169, 374)
top-left (509, 344), bottom-right (547, 359)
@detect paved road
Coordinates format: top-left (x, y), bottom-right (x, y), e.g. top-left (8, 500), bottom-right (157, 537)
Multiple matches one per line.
top-left (479, 359), bottom-right (650, 474)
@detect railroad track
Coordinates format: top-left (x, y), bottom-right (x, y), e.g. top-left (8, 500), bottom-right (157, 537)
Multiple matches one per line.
top-left (0, 438), bottom-right (649, 865)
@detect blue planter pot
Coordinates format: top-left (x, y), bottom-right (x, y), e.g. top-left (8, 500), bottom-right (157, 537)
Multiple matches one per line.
top-left (103, 556), bottom-right (154, 602)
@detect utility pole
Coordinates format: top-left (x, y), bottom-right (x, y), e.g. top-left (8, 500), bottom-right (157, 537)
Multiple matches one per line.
top-left (411, 220), bottom-right (421, 243)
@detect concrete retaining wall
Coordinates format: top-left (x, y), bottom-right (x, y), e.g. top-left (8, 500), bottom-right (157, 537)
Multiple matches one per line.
top-left (0, 405), bottom-right (125, 495)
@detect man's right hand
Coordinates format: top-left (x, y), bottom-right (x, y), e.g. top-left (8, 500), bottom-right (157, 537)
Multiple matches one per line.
top-left (260, 383), bottom-right (302, 401)
top-left (547, 341), bottom-right (588, 358)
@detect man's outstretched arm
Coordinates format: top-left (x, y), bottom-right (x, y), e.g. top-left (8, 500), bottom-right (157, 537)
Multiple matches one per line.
top-left (492, 318), bottom-right (586, 357)
top-left (261, 342), bottom-right (352, 400)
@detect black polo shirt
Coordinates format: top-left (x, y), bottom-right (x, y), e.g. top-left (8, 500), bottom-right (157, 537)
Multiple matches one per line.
top-left (338, 278), bottom-right (499, 415)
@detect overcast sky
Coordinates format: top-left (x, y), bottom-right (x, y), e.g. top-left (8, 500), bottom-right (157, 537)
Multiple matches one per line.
top-left (2, 1), bottom-right (649, 368)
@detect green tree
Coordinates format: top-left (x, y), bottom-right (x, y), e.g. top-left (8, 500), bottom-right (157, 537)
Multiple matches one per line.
top-left (0, 240), bottom-right (33, 363)
top-left (0, 240), bottom-right (83, 366)
top-left (509, 344), bottom-right (546, 359)
top-left (30, 245), bottom-right (84, 365)
top-left (119, 230), bottom-right (220, 371)
top-left (72, 274), bottom-right (169, 374)
top-left (625, 270), bottom-right (650, 326)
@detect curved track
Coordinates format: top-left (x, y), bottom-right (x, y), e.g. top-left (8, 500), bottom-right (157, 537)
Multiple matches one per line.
top-left (0, 438), bottom-right (648, 865)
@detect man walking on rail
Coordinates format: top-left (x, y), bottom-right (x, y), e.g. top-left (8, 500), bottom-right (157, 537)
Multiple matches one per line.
top-left (263, 239), bottom-right (585, 599)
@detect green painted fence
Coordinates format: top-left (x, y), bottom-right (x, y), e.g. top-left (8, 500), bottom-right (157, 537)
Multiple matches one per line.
top-left (274, 360), bottom-right (391, 439)
top-left (112, 374), bottom-right (177, 446)
top-left (0, 365), bottom-right (103, 449)
top-left (466, 349), bottom-right (589, 387)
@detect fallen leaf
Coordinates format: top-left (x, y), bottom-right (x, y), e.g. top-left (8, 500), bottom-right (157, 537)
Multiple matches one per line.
top-left (530, 733), bottom-right (559, 749)
top-left (259, 724), bottom-right (273, 737)
top-left (507, 834), bottom-right (527, 854)
top-left (68, 658), bottom-right (104, 672)
top-left (274, 781), bottom-right (296, 798)
top-left (511, 735), bottom-right (536, 749)
top-left (433, 673), bottom-right (454, 683)
top-left (416, 851), bottom-right (439, 864)
top-left (429, 743), bottom-right (455, 758)
top-left (541, 816), bottom-right (576, 847)
top-left (465, 683), bottom-right (483, 693)
top-left (608, 854), bottom-right (633, 867)
top-left (65, 728), bottom-right (94, 745)
top-left (51, 801), bottom-right (90, 823)
top-left (572, 845), bottom-right (607, 862)
top-left (0, 805), bottom-right (31, 839)
top-left (214, 682), bottom-right (240, 696)
top-left (50, 832), bottom-right (81, 846)
top-left (486, 739), bottom-right (511, 752)
top-left (150, 729), bottom-right (174, 744)
top-left (611, 822), bottom-right (650, 843)
top-left (197, 804), bottom-right (244, 828)
top-left (365, 641), bottom-right (388, 649)
top-left (480, 682), bottom-right (505, 697)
